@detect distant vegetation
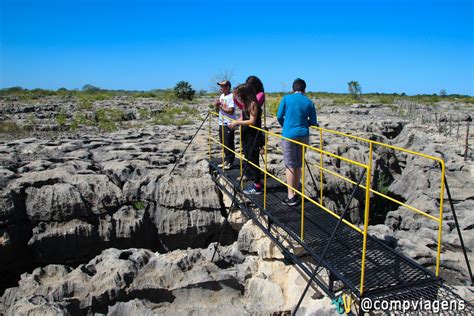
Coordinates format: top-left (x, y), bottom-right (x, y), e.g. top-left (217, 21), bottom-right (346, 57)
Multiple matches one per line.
top-left (0, 85), bottom-right (181, 102)
top-left (0, 85), bottom-right (473, 106)
top-left (1, 84), bottom-right (472, 138)
top-left (266, 92), bottom-right (474, 106)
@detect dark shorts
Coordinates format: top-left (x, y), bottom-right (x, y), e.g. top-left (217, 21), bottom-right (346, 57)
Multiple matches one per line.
top-left (282, 136), bottom-right (309, 168)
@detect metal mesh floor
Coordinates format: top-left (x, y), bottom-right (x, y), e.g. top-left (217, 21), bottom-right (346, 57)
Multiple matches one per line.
top-left (208, 136), bottom-right (474, 314)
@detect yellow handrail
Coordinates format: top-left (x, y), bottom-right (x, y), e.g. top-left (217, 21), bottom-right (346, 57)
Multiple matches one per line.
top-left (208, 113), bottom-right (211, 161)
top-left (360, 142), bottom-right (373, 295)
top-left (301, 145), bottom-right (306, 240)
top-left (208, 134), bottom-right (365, 234)
top-left (209, 111), bottom-right (368, 169)
top-left (311, 164), bottom-right (440, 222)
top-left (310, 124), bottom-right (446, 277)
top-left (264, 131), bottom-right (268, 209)
top-left (208, 111), bottom-right (446, 291)
top-left (240, 126), bottom-right (243, 190)
top-left (319, 129), bottom-right (324, 205)
top-left (221, 121), bottom-right (225, 170)
top-left (436, 162), bottom-right (445, 276)
top-left (310, 125), bottom-right (445, 165)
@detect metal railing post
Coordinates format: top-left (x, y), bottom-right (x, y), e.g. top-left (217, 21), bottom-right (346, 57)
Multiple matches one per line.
top-left (208, 113), bottom-right (211, 161)
top-left (264, 132), bottom-right (268, 209)
top-left (319, 129), bottom-right (324, 205)
top-left (301, 144), bottom-right (306, 240)
top-left (436, 161), bottom-right (446, 276)
top-left (360, 142), bottom-right (373, 295)
top-left (240, 126), bottom-right (243, 190)
top-left (221, 122), bottom-right (225, 170)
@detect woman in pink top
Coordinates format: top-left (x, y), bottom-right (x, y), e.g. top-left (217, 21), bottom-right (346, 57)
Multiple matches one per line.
top-left (235, 76), bottom-right (266, 125)
top-left (246, 76), bottom-right (265, 108)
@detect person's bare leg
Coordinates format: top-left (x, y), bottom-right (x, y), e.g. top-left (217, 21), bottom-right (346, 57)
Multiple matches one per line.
top-left (294, 167), bottom-right (302, 195)
top-left (286, 167), bottom-right (296, 198)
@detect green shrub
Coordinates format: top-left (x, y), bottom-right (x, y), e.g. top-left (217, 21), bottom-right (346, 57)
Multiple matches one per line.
top-left (464, 97), bottom-right (474, 104)
top-left (95, 108), bottom-right (124, 132)
top-left (138, 108), bottom-right (151, 120)
top-left (0, 121), bottom-right (23, 134)
top-left (25, 114), bottom-right (38, 131)
top-left (153, 112), bottom-right (193, 126)
top-left (376, 173), bottom-right (391, 195)
top-left (153, 105), bottom-right (197, 126)
top-left (133, 201), bottom-right (146, 210)
top-left (160, 90), bottom-right (178, 102)
top-left (376, 95), bottom-right (396, 104)
top-left (78, 98), bottom-right (93, 110)
top-left (331, 95), bottom-right (354, 106)
top-left (134, 92), bottom-right (157, 98)
top-left (56, 110), bottom-right (68, 130)
top-left (266, 96), bottom-right (282, 116)
top-left (174, 81), bottom-right (195, 101)
top-left (175, 116), bottom-right (194, 125)
top-left (90, 93), bottom-right (111, 101)
top-left (70, 112), bottom-right (95, 131)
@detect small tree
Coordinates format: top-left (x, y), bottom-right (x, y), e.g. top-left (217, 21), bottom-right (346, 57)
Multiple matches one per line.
top-left (82, 84), bottom-right (101, 92)
top-left (5, 86), bottom-right (25, 93)
top-left (348, 81), bottom-right (362, 100)
top-left (440, 89), bottom-right (447, 97)
top-left (174, 81), bottom-right (195, 101)
top-left (209, 70), bottom-right (234, 92)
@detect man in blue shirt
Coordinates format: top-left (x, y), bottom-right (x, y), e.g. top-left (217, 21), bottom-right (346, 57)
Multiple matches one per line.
top-left (277, 78), bottom-right (318, 206)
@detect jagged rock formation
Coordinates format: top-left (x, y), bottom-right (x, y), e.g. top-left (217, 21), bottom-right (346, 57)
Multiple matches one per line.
top-left (0, 123), bottom-right (234, 293)
top-left (0, 222), bottom-right (334, 315)
top-left (1, 96), bottom-right (472, 314)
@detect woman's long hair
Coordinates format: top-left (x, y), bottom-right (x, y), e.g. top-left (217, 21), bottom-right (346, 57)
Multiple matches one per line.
top-left (245, 76), bottom-right (264, 94)
top-left (234, 83), bottom-right (258, 111)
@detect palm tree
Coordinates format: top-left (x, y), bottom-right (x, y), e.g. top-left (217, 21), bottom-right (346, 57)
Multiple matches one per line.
top-left (174, 81), bottom-right (195, 100)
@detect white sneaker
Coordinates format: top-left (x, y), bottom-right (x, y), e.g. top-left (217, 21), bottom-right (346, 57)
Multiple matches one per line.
top-left (237, 174), bottom-right (249, 181)
top-left (243, 184), bottom-right (263, 195)
top-left (218, 161), bottom-right (232, 170)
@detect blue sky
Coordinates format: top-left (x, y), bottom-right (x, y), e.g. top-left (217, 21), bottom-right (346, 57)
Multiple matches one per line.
top-left (1, 0), bottom-right (473, 94)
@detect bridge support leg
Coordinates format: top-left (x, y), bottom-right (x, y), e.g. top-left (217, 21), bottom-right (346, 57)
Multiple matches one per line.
top-left (267, 217), bottom-right (273, 232)
top-left (329, 272), bottom-right (336, 292)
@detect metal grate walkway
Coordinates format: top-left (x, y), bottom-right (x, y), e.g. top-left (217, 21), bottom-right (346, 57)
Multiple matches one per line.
top-left (209, 158), bottom-right (474, 313)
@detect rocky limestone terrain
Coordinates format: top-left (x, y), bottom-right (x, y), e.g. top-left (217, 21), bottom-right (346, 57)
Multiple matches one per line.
top-left (0, 95), bottom-right (473, 314)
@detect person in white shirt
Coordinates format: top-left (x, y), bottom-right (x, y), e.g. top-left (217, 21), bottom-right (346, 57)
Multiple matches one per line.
top-left (215, 80), bottom-right (237, 169)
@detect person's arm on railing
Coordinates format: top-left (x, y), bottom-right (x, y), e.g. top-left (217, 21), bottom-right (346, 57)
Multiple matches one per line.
top-left (277, 96), bottom-right (285, 126)
top-left (228, 101), bottom-right (258, 129)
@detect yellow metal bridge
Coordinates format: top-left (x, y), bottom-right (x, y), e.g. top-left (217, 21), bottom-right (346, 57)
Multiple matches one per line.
top-left (202, 111), bottom-right (472, 315)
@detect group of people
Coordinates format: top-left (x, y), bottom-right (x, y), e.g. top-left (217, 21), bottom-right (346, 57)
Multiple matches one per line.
top-left (215, 76), bottom-right (317, 206)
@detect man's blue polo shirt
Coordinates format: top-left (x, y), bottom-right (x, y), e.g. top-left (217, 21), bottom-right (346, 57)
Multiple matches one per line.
top-left (277, 93), bottom-right (318, 139)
